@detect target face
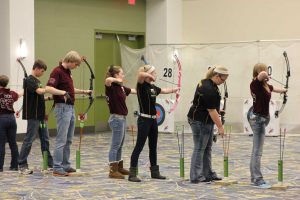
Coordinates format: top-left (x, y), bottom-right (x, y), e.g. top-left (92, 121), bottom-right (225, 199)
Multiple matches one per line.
top-left (155, 103), bottom-right (165, 126)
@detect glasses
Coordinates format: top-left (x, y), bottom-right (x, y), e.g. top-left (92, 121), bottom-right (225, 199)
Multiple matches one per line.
top-left (218, 75), bottom-right (227, 82)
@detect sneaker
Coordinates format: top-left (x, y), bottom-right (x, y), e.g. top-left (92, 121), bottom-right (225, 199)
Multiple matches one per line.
top-left (53, 171), bottom-right (69, 177)
top-left (47, 168), bottom-right (53, 172)
top-left (19, 167), bottom-right (33, 175)
top-left (65, 167), bottom-right (76, 173)
top-left (254, 182), bottom-right (271, 189)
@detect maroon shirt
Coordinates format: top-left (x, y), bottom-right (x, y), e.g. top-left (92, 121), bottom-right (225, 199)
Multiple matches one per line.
top-left (0, 88), bottom-right (18, 114)
top-left (47, 65), bottom-right (75, 105)
top-left (250, 79), bottom-right (273, 117)
top-left (105, 83), bottom-right (131, 116)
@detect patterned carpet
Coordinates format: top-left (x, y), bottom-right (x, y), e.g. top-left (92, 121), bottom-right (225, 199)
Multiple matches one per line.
top-left (0, 131), bottom-right (299, 200)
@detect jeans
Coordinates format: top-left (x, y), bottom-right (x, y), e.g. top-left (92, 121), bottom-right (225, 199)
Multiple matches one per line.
top-left (248, 110), bottom-right (269, 184)
top-left (108, 114), bottom-right (126, 162)
top-left (53, 103), bottom-right (75, 173)
top-left (18, 119), bottom-right (53, 168)
top-left (189, 118), bottom-right (217, 182)
top-left (130, 117), bottom-right (158, 168)
top-left (0, 114), bottom-right (19, 169)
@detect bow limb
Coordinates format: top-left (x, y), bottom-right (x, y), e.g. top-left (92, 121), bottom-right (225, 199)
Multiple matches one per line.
top-left (15, 58), bottom-right (28, 118)
top-left (79, 58), bottom-right (95, 120)
top-left (168, 54), bottom-right (182, 113)
top-left (220, 81), bottom-right (228, 125)
top-left (275, 51), bottom-right (290, 118)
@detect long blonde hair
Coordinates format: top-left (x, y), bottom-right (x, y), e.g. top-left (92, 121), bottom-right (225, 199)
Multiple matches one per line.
top-left (252, 63), bottom-right (269, 92)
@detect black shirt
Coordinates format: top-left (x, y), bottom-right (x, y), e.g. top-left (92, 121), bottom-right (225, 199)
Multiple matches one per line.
top-left (23, 75), bottom-right (45, 120)
top-left (187, 79), bottom-right (221, 124)
top-left (250, 78), bottom-right (273, 117)
top-left (137, 82), bottom-right (161, 115)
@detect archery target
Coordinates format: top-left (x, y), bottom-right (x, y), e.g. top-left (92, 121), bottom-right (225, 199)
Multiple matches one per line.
top-left (243, 99), bottom-right (280, 136)
top-left (155, 103), bottom-right (165, 126)
top-left (156, 98), bottom-right (174, 133)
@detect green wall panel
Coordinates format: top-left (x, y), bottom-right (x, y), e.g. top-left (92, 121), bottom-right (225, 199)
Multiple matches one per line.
top-left (34, 0), bottom-right (146, 130)
top-left (94, 31), bottom-right (144, 131)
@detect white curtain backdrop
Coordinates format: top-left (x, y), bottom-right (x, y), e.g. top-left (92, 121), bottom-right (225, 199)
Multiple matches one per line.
top-left (120, 41), bottom-right (300, 134)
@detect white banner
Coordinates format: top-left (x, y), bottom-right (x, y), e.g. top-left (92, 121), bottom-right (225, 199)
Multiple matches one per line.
top-left (243, 99), bottom-right (280, 136)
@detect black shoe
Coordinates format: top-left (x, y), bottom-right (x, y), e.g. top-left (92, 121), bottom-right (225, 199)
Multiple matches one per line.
top-left (190, 180), bottom-right (200, 184)
top-left (211, 176), bottom-right (222, 181)
top-left (200, 178), bottom-right (212, 182)
top-left (9, 167), bottom-right (18, 171)
top-left (0, 168), bottom-right (3, 172)
top-left (65, 167), bottom-right (76, 173)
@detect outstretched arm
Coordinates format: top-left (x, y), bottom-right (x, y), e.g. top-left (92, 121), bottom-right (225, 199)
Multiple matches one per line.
top-left (273, 87), bottom-right (288, 94)
top-left (160, 87), bottom-right (179, 94)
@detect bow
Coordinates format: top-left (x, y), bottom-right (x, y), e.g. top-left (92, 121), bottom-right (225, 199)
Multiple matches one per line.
top-left (78, 57), bottom-right (95, 152)
top-left (15, 57), bottom-right (28, 118)
top-left (273, 51), bottom-right (290, 118)
top-left (141, 54), bottom-right (182, 113)
top-left (220, 81), bottom-right (228, 124)
top-left (78, 57), bottom-right (95, 121)
top-left (168, 54), bottom-right (182, 113)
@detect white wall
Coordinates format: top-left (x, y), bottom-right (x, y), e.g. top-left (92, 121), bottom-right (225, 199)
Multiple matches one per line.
top-left (183, 0), bottom-right (300, 43)
top-left (146, 0), bottom-right (182, 44)
top-left (0, 0), bottom-right (11, 76)
top-left (181, 0), bottom-right (300, 132)
top-left (0, 0), bottom-right (35, 133)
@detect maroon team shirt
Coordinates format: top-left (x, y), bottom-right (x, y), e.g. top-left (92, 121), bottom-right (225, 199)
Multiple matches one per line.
top-left (0, 88), bottom-right (18, 114)
top-left (105, 83), bottom-right (131, 116)
top-left (250, 78), bottom-right (273, 117)
top-left (47, 65), bottom-right (75, 105)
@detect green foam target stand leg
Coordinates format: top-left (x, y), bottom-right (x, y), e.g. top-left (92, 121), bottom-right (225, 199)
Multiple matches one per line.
top-left (43, 151), bottom-right (48, 170)
top-left (224, 156), bottom-right (229, 178)
top-left (180, 157), bottom-right (184, 178)
top-left (76, 150), bottom-right (81, 172)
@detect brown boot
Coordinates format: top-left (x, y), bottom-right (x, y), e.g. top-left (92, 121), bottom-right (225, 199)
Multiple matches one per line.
top-left (109, 162), bottom-right (124, 179)
top-left (118, 160), bottom-right (129, 175)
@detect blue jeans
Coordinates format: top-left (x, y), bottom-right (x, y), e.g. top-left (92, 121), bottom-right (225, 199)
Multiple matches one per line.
top-left (53, 103), bottom-right (75, 173)
top-left (108, 114), bottom-right (126, 162)
top-left (189, 118), bottom-right (217, 182)
top-left (0, 114), bottom-right (19, 169)
top-left (19, 119), bottom-right (53, 168)
top-left (248, 110), bottom-right (269, 184)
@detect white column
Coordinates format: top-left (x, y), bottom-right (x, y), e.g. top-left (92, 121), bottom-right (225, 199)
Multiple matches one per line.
top-left (0, 0), bottom-right (35, 134)
top-left (146, 0), bottom-right (182, 44)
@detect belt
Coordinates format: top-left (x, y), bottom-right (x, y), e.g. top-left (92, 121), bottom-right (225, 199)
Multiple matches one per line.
top-left (140, 113), bottom-right (156, 119)
top-left (111, 114), bottom-right (126, 119)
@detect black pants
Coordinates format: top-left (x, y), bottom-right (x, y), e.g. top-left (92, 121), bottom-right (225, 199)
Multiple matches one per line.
top-left (130, 117), bottom-right (158, 168)
top-left (0, 114), bottom-right (19, 169)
